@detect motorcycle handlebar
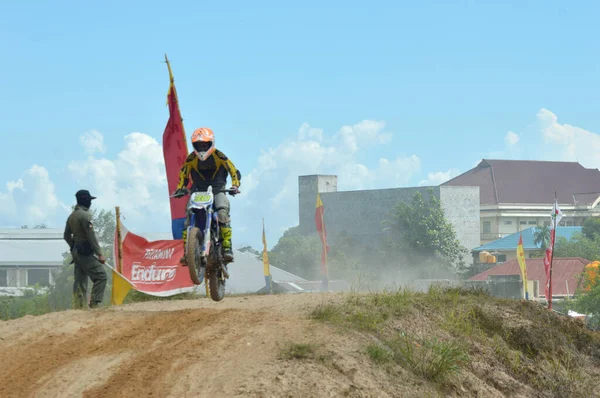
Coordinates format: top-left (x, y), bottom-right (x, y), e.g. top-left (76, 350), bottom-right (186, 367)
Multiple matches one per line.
top-left (170, 188), bottom-right (240, 198)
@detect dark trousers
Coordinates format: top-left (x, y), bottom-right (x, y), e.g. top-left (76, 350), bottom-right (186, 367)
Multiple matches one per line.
top-left (72, 252), bottom-right (107, 308)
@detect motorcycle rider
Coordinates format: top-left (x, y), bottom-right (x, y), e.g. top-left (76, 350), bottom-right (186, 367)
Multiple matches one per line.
top-left (171, 127), bottom-right (241, 264)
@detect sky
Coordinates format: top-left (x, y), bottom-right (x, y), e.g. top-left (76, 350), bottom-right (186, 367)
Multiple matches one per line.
top-left (1, 0), bottom-right (599, 249)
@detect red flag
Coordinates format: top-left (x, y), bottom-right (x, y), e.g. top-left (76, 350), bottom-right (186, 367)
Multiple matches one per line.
top-left (544, 228), bottom-right (556, 303)
top-left (163, 55), bottom-right (189, 239)
top-left (315, 193), bottom-right (329, 274)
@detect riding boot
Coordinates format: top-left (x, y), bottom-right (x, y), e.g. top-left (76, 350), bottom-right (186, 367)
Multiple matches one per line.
top-left (221, 226), bottom-right (234, 262)
top-left (180, 228), bottom-right (188, 266)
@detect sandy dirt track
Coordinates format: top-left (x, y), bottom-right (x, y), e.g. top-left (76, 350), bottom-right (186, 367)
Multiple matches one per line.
top-left (0, 294), bottom-right (431, 398)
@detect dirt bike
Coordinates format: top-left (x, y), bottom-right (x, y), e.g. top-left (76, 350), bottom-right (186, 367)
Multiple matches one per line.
top-left (171, 186), bottom-right (238, 302)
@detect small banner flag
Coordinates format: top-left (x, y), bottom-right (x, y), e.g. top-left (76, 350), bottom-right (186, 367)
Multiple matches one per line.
top-left (516, 233), bottom-right (529, 300)
top-left (111, 269), bottom-right (134, 305)
top-left (262, 219), bottom-right (272, 293)
top-left (162, 55), bottom-right (189, 239)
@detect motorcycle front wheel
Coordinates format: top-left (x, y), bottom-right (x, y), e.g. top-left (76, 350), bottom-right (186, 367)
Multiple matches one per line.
top-left (186, 227), bottom-right (204, 285)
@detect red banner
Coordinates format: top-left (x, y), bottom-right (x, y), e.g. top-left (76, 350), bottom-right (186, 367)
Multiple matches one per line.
top-left (163, 56), bottom-right (189, 239)
top-left (114, 224), bottom-right (196, 296)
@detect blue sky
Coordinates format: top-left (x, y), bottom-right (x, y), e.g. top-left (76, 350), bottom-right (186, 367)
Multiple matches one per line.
top-left (1, 0), bottom-right (599, 248)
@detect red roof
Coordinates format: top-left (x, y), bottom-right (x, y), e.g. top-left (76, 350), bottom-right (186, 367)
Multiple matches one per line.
top-left (443, 159), bottom-right (600, 205)
top-left (469, 257), bottom-right (589, 296)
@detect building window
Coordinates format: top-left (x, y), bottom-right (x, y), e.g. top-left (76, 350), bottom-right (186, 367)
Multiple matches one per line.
top-left (528, 221), bottom-right (537, 225)
top-left (496, 254), bottom-right (507, 263)
top-left (503, 221), bottom-right (512, 225)
top-left (483, 221), bottom-right (491, 234)
top-left (27, 269), bottom-right (50, 287)
top-left (565, 221), bottom-right (574, 227)
top-left (519, 221), bottom-right (527, 225)
top-left (544, 221), bottom-right (551, 227)
top-left (0, 270), bottom-right (6, 287)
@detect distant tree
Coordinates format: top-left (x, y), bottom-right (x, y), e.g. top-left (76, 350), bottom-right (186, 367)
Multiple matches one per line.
top-left (582, 217), bottom-right (600, 241)
top-left (571, 266), bottom-right (600, 330)
top-left (534, 225), bottom-right (551, 251)
top-left (267, 226), bottom-right (321, 280)
top-left (385, 189), bottom-right (468, 271)
top-left (238, 246), bottom-right (261, 257)
top-left (554, 233), bottom-right (600, 262)
top-left (267, 226), bottom-right (363, 281)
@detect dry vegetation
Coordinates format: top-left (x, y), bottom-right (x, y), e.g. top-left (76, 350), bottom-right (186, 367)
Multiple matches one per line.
top-left (308, 285), bottom-right (600, 397)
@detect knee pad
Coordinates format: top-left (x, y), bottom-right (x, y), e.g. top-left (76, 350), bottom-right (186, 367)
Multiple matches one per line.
top-left (217, 208), bottom-right (230, 224)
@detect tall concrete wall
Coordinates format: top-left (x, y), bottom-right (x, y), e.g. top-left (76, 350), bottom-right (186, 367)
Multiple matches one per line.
top-left (298, 175), bottom-right (481, 260)
top-left (298, 175), bottom-right (338, 235)
top-left (439, 185), bottom-right (481, 254)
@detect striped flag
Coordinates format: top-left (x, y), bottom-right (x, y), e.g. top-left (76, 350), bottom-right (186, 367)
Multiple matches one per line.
top-left (546, 198), bottom-right (563, 309)
top-left (163, 55), bottom-right (189, 239)
top-left (516, 233), bottom-right (529, 300)
top-left (315, 193), bottom-right (329, 290)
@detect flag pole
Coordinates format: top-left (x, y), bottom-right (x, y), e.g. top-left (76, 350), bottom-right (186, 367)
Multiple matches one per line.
top-left (548, 191), bottom-right (557, 310)
top-left (115, 206), bottom-right (123, 274)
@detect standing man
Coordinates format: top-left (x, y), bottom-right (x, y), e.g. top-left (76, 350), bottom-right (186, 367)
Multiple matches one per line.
top-left (63, 190), bottom-right (107, 309)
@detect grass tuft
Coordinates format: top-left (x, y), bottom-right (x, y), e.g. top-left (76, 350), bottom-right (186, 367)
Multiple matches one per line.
top-left (311, 303), bottom-right (343, 323)
top-left (390, 336), bottom-right (470, 384)
top-left (279, 342), bottom-right (316, 360)
top-left (366, 343), bottom-right (393, 364)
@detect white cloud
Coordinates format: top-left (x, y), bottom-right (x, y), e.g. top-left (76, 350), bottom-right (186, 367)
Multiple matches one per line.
top-left (235, 120), bottom-right (421, 247)
top-left (418, 168), bottom-right (461, 186)
top-left (504, 131), bottom-right (519, 147)
top-left (0, 121), bottom-right (418, 247)
top-left (69, 132), bottom-right (169, 231)
top-left (298, 123), bottom-right (324, 141)
top-left (538, 108), bottom-right (600, 168)
top-left (80, 130), bottom-right (106, 155)
top-left (0, 165), bottom-right (68, 227)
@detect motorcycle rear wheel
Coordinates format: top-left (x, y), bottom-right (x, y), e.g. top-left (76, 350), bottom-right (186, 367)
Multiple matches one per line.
top-left (186, 227), bottom-right (204, 285)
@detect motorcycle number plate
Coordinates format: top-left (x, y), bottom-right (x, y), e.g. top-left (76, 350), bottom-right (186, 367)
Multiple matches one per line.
top-left (192, 193), bottom-right (212, 203)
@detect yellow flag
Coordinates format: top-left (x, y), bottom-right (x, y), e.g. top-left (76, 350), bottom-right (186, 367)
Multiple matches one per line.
top-left (517, 234), bottom-right (529, 299)
top-left (262, 219), bottom-right (271, 277)
top-left (111, 269), bottom-right (133, 305)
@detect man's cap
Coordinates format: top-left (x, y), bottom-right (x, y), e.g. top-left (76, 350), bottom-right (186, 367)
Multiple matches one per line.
top-left (75, 190), bottom-right (97, 200)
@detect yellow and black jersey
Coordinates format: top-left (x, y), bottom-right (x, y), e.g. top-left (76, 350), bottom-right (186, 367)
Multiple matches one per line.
top-left (177, 150), bottom-right (241, 192)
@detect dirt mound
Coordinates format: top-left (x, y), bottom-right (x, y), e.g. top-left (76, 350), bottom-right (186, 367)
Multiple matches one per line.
top-left (0, 294), bottom-right (414, 398)
top-left (0, 292), bottom-right (599, 397)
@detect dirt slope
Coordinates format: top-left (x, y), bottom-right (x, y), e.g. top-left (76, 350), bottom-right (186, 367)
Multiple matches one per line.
top-left (0, 294), bottom-right (424, 398)
top-left (0, 293), bottom-right (598, 398)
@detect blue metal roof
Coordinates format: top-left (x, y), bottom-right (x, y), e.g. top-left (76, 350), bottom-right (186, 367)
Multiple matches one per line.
top-left (473, 227), bottom-right (582, 251)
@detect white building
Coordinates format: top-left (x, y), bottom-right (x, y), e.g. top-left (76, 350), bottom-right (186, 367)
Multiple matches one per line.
top-left (443, 159), bottom-right (600, 245)
top-left (0, 228), bottom-right (66, 296)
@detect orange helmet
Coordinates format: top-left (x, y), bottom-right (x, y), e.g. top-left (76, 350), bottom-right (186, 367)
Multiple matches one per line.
top-left (191, 127), bottom-right (215, 161)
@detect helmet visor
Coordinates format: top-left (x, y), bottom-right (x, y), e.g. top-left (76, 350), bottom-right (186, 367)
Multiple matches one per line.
top-left (193, 141), bottom-right (213, 153)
